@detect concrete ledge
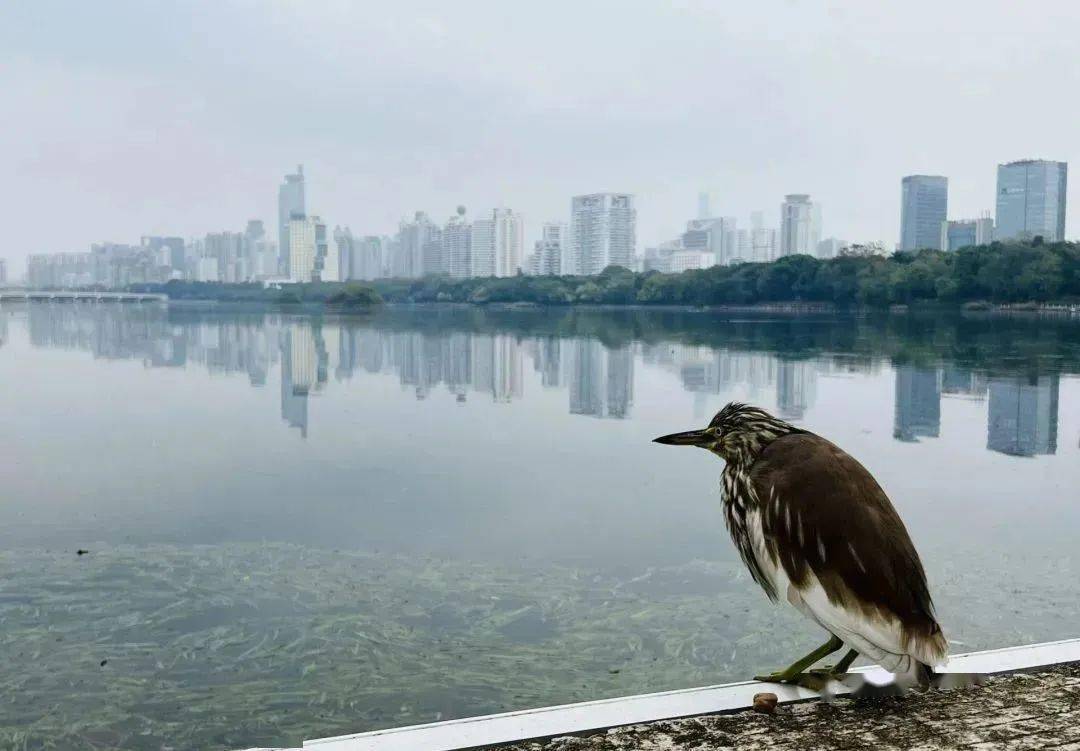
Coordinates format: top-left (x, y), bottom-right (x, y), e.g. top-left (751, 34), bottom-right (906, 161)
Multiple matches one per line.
top-left (301, 637), bottom-right (1080, 751)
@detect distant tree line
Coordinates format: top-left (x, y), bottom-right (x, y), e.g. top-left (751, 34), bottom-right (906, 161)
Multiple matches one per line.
top-left (140, 280), bottom-right (385, 308)
top-left (136, 241), bottom-right (1080, 308)
top-left (369, 240), bottom-right (1080, 307)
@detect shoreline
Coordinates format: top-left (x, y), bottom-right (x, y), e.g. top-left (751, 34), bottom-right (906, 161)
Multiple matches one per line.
top-left (129, 298), bottom-right (1080, 317)
top-left (5, 295), bottom-right (1079, 318)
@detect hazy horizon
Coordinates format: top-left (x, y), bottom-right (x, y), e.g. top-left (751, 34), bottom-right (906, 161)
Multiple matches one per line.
top-left (4, 0), bottom-right (1080, 276)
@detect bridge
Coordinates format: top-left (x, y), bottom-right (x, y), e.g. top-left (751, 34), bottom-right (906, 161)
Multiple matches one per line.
top-left (0, 289), bottom-right (167, 304)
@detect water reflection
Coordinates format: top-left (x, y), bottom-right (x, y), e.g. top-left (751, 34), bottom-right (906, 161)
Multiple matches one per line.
top-left (10, 303), bottom-right (1076, 456)
top-left (893, 365), bottom-right (941, 442)
top-left (988, 375), bottom-right (1059, 456)
top-left (3, 302), bottom-right (1079, 749)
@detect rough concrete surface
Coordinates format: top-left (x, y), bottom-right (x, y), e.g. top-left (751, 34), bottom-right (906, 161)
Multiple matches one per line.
top-left (498, 663), bottom-right (1080, 750)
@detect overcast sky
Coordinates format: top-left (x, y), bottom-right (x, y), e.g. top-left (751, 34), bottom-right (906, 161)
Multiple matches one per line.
top-left (3, 0), bottom-right (1080, 276)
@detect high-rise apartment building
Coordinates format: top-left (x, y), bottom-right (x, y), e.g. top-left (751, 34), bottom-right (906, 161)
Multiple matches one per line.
top-left (422, 227), bottom-right (445, 276)
top-left (395, 211), bottom-right (439, 278)
top-left (530, 222), bottom-right (568, 275)
top-left (444, 207), bottom-right (472, 279)
top-left (204, 231), bottom-right (245, 282)
top-left (750, 225), bottom-right (778, 263)
top-left (334, 226), bottom-right (355, 280)
top-left (288, 215), bottom-right (335, 282)
top-left (278, 165), bottom-right (305, 276)
top-left (995, 159), bottom-right (1067, 242)
top-left (569, 193), bottom-right (636, 275)
top-left (356, 235), bottom-right (386, 281)
top-left (780, 194), bottom-right (820, 256)
top-left (471, 216), bottom-right (495, 277)
top-left (900, 175), bottom-right (948, 250)
top-left (0, 258), bottom-right (7, 285)
top-left (244, 220), bottom-right (278, 280)
top-left (141, 236), bottom-right (186, 272)
top-left (680, 216), bottom-right (734, 266)
top-left (471, 208), bottom-right (523, 277)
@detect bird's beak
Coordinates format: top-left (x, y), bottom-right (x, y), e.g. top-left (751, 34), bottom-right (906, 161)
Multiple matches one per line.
top-left (653, 429), bottom-right (711, 447)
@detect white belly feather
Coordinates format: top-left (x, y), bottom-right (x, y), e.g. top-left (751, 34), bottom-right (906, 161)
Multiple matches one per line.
top-left (744, 509), bottom-right (943, 674)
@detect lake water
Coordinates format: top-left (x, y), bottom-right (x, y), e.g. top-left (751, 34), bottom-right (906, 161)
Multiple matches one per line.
top-left (1, 303), bottom-right (1078, 750)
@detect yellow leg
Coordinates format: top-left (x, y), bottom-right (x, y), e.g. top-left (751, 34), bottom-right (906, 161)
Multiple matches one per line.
top-left (754, 634), bottom-right (844, 684)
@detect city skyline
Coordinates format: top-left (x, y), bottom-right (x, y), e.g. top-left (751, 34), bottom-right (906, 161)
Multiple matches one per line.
top-left (19, 150), bottom-right (1073, 289)
top-left (5, 3), bottom-right (1080, 278)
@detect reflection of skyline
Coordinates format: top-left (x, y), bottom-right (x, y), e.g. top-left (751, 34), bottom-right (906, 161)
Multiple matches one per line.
top-left (337, 329), bottom-right (523, 403)
top-left (888, 363), bottom-right (1061, 456)
top-left (14, 306), bottom-right (1070, 453)
top-left (568, 340), bottom-right (633, 419)
top-left (893, 365), bottom-right (941, 442)
top-left (776, 360), bottom-right (816, 421)
top-left (987, 375), bottom-right (1059, 456)
top-left (942, 365), bottom-right (988, 399)
top-left (281, 324), bottom-right (328, 438)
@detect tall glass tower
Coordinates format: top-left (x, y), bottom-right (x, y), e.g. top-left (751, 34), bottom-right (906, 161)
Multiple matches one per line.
top-left (278, 165), bottom-right (306, 276)
top-left (995, 159), bottom-right (1067, 242)
top-left (899, 175), bottom-right (948, 251)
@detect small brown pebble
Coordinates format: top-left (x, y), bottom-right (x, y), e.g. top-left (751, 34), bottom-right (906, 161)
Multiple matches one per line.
top-left (752, 692), bottom-right (778, 714)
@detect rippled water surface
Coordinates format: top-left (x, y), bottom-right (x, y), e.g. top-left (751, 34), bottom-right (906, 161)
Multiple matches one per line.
top-left (1, 303), bottom-right (1078, 749)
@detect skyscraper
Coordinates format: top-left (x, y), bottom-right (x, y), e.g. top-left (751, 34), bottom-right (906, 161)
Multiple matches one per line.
top-left (780, 194), bottom-right (819, 256)
top-left (697, 192), bottom-right (710, 220)
top-left (471, 208), bottom-right (524, 277)
top-left (395, 211), bottom-right (439, 278)
top-left (682, 216), bottom-right (736, 266)
top-left (995, 159), bottom-right (1067, 242)
top-left (278, 165), bottom-right (305, 276)
top-left (244, 220), bottom-right (278, 280)
top-left (204, 232), bottom-right (245, 283)
top-left (334, 226), bottom-right (355, 280)
top-left (569, 193), bottom-right (636, 275)
top-left (288, 215), bottom-right (334, 282)
top-left (531, 222), bottom-right (568, 275)
top-left (141, 236), bottom-right (186, 273)
top-left (443, 207), bottom-right (472, 279)
top-left (899, 175), bottom-right (948, 251)
top-left (422, 227), bottom-right (445, 276)
top-left (350, 235), bottom-right (385, 281)
top-left (0, 258), bottom-right (7, 286)
top-left (751, 226), bottom-right (778, 263)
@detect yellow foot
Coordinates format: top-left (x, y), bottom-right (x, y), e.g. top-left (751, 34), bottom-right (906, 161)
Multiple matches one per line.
top-left (807, 666), bottom-right (848, 681)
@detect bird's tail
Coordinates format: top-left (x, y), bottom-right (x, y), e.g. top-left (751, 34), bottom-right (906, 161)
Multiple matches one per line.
top-left (902, 619), bottom-right (947, 689)
top-left (903, 620), bottom-right (948, 670)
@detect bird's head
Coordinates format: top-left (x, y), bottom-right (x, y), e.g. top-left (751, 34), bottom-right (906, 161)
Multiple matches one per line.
top-left (653, 402), bottom-right (796, 463)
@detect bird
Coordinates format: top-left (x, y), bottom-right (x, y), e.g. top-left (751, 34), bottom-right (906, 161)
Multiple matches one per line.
top-left (654, 402), bottom-right (947, 689)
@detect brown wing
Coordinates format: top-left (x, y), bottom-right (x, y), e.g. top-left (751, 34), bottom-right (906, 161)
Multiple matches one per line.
top-left (750, 432), bottom-right (943, 646)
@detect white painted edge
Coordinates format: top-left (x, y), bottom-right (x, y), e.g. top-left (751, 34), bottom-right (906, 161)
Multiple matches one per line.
top-left (299, 637), bottom-right (1080, 751)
